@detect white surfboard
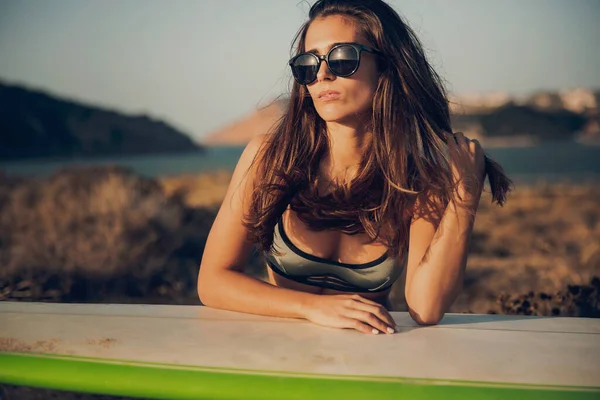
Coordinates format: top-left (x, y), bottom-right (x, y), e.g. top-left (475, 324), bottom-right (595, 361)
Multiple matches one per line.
top-left (0, 301), bottom-right (599, 399)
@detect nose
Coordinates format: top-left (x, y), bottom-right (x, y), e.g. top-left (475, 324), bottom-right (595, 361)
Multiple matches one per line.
top-left (315, 57), bottom-right (335, 82)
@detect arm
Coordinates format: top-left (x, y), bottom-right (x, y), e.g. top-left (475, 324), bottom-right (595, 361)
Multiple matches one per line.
top-left (197, 135), bottom-right (396, 334)
top-left (197, 134), bottom-right (318, 319)
top-left (404, 131), bottom-right (485, 325)
top-left (404, 192), bottom-right (480, 325)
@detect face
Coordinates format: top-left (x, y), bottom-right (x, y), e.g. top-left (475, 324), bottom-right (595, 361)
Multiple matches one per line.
top-left (303, 15), bottom-right (380, 124)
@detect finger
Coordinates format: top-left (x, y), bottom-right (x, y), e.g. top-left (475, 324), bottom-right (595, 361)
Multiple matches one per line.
top-left (348, 297), bottom-right (396, 330)
top-left (447, 132), bottom-right (461, 152)
top-left (443, 131), bottom-right (457, 145)
top-left (350, 295), bottom-right (395, 327)
top-left (344, 309), bottom-right (394, 334)
top-left (339, 317), bottom-right (377, 335)
top-left (350, 295), bottom-right (395, 323)
top-left (350, 294), bottom-right (381, 306)
top-left (350, 294), bottom-right (388, 305)
top-left (350, 302), bottom-right (396, 332)
top-left (454, 131), bottom-right (468, 145)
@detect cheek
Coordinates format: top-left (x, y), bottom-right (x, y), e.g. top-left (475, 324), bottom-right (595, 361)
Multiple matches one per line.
top-left (346, 81), bottom-right (376, 112)
top-left (348, 63), bottom-right (378, 109)
top-left (347, 83), bottom-right (373, 111)
top-left (313, 81), bottom-right (375, 119)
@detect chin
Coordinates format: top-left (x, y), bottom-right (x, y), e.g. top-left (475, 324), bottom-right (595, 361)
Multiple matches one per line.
top-left (315, 107), bottom-right (355, 122)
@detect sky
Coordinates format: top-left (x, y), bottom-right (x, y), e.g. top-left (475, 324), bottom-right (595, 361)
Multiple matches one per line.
top-left (0, 0), bottom-right (599, 142)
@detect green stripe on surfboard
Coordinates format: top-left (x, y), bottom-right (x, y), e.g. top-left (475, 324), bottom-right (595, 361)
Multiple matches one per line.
top-left (0, 353), bottom-right (598, 399)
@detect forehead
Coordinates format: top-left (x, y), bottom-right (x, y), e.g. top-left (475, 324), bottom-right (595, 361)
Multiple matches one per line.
top-left (304, 15), bottom-right (366, 54)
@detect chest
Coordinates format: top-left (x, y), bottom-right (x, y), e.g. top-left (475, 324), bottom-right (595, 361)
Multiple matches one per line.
top-left (281, 208), bottom-right (390, 265)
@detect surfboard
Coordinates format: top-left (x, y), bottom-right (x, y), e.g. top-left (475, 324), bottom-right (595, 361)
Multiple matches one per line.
top-left (0, 301), bottom-right (599, 399)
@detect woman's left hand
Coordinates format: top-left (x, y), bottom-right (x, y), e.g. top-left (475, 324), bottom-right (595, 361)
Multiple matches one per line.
top-left (444, 131), bottom-right (486, 207)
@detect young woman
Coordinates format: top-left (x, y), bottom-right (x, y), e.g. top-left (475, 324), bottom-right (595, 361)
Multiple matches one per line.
top-left (197, 0), bottom-right (512, 335)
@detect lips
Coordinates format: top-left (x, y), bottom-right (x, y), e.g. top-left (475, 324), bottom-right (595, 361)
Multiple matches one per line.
top-left (318, 90), bottom-right (341, 101)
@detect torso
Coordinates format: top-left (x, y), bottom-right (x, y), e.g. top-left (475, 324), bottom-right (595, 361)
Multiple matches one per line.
top-left (266, 205), bottom-right (393, 307)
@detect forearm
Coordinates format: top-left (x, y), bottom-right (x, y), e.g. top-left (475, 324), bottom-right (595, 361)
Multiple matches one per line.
top-left (198, 269), bottom-right (318, 319)
top-left (408, 197), bottom-right (478, 322)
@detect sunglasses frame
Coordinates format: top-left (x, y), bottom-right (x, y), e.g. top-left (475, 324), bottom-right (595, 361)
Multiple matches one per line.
top-left (289, 42), bottom-right (383, 85)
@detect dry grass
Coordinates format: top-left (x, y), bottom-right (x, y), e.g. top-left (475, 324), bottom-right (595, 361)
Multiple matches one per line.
top-left (160, 172), bottom-right (600, 315)
top-left (1, 168), bottom-right (598, 317)
top-left (159, 169), bottom-right (232, 209)
top-left (0, 166), bottom-right (215, 303)
top-left (1, 169), bottom-right (598, 400)
top-left (456, 182), bottom-right (599, 314)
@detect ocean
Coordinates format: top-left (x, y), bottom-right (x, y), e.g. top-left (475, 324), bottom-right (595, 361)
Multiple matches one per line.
top-left (1, 142), bottom-right (599, 185)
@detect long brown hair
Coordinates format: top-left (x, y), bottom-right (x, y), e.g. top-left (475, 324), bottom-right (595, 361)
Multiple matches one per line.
top-left (241, 0), bottom-right (513, 258)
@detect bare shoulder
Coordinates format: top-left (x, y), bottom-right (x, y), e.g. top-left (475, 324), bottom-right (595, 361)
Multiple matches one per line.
top-left (246, 133), bottom-right (270, 157)
top-left (197, 134), bottom-right (269, 280)
top-left (226, 133), bottom-right (269, 199)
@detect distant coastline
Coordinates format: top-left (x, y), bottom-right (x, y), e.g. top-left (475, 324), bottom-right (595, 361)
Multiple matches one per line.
top-left (0, 82), bottom-right (203, 161)
top-left (2, 82), bottom-right (599, 160)
top-left (201, 88), bottom-right (600, 147)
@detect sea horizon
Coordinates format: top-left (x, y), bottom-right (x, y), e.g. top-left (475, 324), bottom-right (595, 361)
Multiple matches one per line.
top-left (1, 141), bottom-right (599, 185)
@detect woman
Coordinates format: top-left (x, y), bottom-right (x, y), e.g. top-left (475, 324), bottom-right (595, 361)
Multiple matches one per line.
top-left (197, 0), bottom-right (512, 335)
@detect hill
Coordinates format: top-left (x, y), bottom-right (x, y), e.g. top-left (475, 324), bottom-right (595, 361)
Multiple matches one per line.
top-left (201, 99), bottom-right (286, 145)
top-left (0, 82), bottom-right (202, 160)
top-left (202, 89), bottom-right (600, 147)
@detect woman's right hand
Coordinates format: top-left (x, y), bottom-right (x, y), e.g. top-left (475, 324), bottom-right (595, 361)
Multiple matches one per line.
top-left (302, 294), bottom-right (397, 334)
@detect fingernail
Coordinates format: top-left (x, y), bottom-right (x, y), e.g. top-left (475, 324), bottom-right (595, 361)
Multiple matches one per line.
top-left (387, 327), bottom-right (395, 334)
top-left (372, 328), bottom-right (379, 335)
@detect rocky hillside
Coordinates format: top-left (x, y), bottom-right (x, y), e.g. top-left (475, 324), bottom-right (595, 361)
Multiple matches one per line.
top-left (201, 99), bottom-right (287, 145)
top-left (0, 82), bottom-right (203, 160)
top-left (450, 88), bottom-right (600, 145)
top-left (450, 103), bottom-right (592, 146)
top-left (202, 88), bottom-right (600, 147)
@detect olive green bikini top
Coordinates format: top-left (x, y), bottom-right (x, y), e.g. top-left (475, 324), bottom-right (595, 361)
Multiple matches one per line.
top-left (264, 216), bottom-right (406, 293)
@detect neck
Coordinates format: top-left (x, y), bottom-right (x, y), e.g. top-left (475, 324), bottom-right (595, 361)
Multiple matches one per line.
top-left (320, 118), bottom-right (372, 183)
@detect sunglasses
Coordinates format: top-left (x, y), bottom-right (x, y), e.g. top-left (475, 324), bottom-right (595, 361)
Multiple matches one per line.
top-left (289, 42), bottom-right (383, 85)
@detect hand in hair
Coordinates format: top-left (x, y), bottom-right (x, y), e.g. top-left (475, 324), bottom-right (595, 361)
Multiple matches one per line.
top-left (444, 131), bottom-right (486, 208)
top-left (302, 294), bottom-right (397, 335)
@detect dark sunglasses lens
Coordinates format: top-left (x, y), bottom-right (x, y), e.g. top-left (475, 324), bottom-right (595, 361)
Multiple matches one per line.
top-left (328, 45), bottom-right (359, 76)
top-left (291, 54), bottom-right (318, 84)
